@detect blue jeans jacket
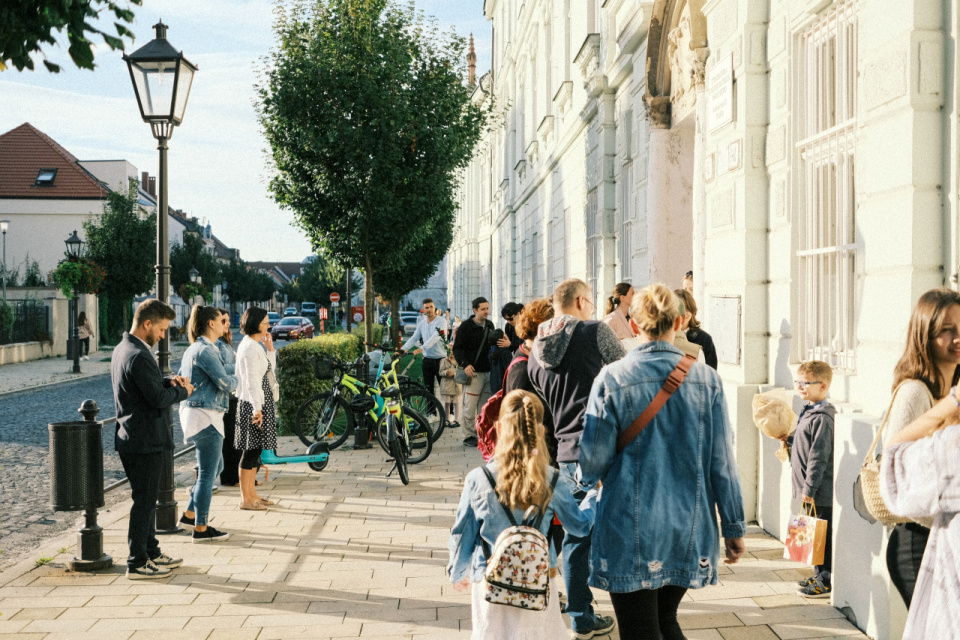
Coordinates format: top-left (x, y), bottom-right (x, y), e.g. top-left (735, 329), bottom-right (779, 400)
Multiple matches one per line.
top-left (179, 336), bottom-right (238, 412)
top-left (447, 461), bottom-right (597, 584)
top-left (579, 341), bottom-right (746, 593)
top-left (217, 339), bottom-right (236, 375)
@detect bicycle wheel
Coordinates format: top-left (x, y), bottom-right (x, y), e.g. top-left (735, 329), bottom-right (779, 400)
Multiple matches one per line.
top-left (375, 407), bottom-right (433, 463)
top-left (400, 384), bottom-right (447, 442)
top-left (296, 392), bottom-right (353, 450)
top-left (388, 428), bottom-right (409, 485)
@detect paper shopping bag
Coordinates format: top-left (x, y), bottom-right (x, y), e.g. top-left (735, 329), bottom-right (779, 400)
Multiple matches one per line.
top-left (783, 507), bottom-right (827, 566)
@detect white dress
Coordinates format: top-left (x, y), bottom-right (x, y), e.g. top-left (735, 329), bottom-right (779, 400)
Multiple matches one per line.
top-left (469, 581), bottom-right (568, 639)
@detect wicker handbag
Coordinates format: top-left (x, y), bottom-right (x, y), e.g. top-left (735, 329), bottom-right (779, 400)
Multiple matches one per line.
top-left (857, 383), bottom-right (928, 525)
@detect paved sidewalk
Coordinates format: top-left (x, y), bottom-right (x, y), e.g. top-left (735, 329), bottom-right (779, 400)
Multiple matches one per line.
top-left (0, 435), bottom-right (869, 640)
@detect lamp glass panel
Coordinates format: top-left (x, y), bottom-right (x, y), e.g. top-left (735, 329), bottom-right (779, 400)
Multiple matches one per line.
top-left (131, 60), bottom-right (176, 119)
top-left (173, 62), bottom-right (195, 122)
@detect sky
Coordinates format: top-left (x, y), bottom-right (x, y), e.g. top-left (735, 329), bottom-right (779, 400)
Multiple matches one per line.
top-left (0, 0), bottom-right (491, 263)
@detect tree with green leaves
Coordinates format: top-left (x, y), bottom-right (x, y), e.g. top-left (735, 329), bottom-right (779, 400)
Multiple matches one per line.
top-left (222, 259), bottom-right (277, 307)
top-left (256, 0), bottom-right (492, 348)
top-left (170, 233), bottom-right (221, 295)
top-left (83, 179), bottom-right (155, 338)
top-left (1, 0), bottom-right (141, 72)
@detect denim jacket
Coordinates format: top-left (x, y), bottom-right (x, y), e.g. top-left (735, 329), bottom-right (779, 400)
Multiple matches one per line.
top-left (217, 338), bottom-right (236, 376)
top-left (579, 341), bottom-right (746, 593)
top-left (178, 336), bottom-right (238, 412)
top-left (447, 461), bottom-right (597, 584)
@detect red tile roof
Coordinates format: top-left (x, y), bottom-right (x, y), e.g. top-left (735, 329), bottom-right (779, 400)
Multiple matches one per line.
top-left (0, 123), bottom-right (108, 199)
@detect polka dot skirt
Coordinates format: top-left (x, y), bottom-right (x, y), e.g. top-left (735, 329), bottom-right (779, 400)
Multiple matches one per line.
top-left (236, 364), bottom-right (277, 451)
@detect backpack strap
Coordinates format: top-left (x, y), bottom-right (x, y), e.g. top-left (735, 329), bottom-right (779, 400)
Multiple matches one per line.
top-left (482, 466), bottom-right (518, 527)
top-left (616, 354), bottom-right (697, 454)
top-left (502, 355), bottom-right (529, 389)
top-left (529, 469), bottom-right (560, 529)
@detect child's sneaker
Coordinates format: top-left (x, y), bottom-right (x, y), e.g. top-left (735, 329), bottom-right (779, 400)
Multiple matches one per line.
top-left (797, 575), bottom-right (816, 587)
top-left (797, 577), bottom-right (831, 598)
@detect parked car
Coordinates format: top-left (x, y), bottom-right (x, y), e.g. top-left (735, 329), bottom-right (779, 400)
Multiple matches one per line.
top-left (400, 311), bottom-right (421, 336)
top-left (270, 316), bottom-right (315, 341)
top-left (284, 306), bottom-right (297, 316)
top-left (300, 301), bottom-right (318, 317)
top-left (267, 312), bottom-right (281, 328)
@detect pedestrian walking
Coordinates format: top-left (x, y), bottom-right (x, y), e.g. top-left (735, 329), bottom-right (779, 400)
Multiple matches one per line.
top-left (111, 298), bottom-right (193, 579)
top-left (438, 346), bottom-right (461, 429)
top-left (77, 311), bottom-right (94, 360)
top-left (448, 390), bottom-right (597, 639)
top-left (235, 307), bottom-right (278, 510)
top-left (528, 278), bottom-right (624, 639)
top-left (674, 289), bottom-right (717, 369)
top-left (782, 360), bottom-right (836, 598)
top-left (216, 308), bottom-right (242, 487)
top-left (402, 298), bottom-right (448, 396)
top-left (602, 283), bottom-right (635, 341)
top-left (452, 297), bottom-right (496, 447)
top-left (881, 391), bottom-right (960, 640)
top-left (176, 305), bottom-right (237, 543)
top-left (579, 283), bottom-right (746, 639)
top-left (881, 288), bottom-right (960, 607)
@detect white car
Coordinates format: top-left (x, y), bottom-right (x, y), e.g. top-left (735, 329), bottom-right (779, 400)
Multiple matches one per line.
top-left (400, 312), bottom-right (421, 336)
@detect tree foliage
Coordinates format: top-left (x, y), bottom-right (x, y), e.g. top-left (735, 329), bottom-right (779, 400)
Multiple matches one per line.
top-left (221, 259), bottom-right (277, 305)
top-left (0, 0), bottom-right (141, 72)
top-left (256, 0), bottom-right (492, 345)
top-left (170, 233), bottom-right (221, 295)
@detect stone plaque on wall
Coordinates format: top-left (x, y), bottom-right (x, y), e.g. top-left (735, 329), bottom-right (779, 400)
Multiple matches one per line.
top-left (709, 295), bottom-right (741, 365)
top-left (708, 53), bottom-right (734, 132)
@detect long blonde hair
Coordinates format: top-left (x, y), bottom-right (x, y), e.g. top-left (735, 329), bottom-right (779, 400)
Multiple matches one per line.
top-left (493, 390), bottom-right (552, 510)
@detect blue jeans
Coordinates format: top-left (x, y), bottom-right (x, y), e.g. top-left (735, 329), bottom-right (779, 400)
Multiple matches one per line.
top-left (186, 425), bottom-right (224, 526)
top-left (560, 462), bottom-right (598, 633)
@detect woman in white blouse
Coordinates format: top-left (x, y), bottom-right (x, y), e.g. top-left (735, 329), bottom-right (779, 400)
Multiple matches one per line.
top-left (235, 307), bottom-right (278, 510)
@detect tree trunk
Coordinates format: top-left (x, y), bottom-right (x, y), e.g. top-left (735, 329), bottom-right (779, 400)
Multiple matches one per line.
top-left (390, 296), bottom-right (401, 347)
top-left (363, 251), bottom-right (375, 351)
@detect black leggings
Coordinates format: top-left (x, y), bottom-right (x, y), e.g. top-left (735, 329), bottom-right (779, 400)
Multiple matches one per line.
top-left (609, 586), bottom-right (688, 640)
top-left (239, 449), bottom-right (262, 470)
top-left (887, 522), bottom-right (930, 607)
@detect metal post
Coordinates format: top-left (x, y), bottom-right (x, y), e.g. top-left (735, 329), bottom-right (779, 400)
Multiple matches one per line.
top-left (154, 134), bottom-right (179, 534)
top-left (70, 400), bottom-right (112, 571)
top-left (346, 267), bottom-right (352, 332)
top-left (2, 228), bottom-right (6, 302)
top-left (72, 287), bottom-right (81, 373)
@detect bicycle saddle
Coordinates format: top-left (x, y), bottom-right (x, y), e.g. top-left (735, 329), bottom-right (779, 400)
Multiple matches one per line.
top-left (349, 394), bottom-right (376, 413)
top-left (380, 385), bottom-right (402, 399)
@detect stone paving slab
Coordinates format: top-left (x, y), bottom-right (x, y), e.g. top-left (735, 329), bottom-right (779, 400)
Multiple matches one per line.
top-left (0, 434), bottom-right (871, 639)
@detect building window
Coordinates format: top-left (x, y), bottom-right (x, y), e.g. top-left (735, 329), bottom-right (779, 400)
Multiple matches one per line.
top-left (795, 0), bottom-right (858, 370)
top-left (35, 168), bottom-right (57, 186)
top-left (586, 188), bottom-right (600, 296)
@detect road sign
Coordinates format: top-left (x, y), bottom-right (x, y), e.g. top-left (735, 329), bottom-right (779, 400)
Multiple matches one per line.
top-left (318, 308), bottom-right (328, 320)
top-left (330, 292), bottom-right (341, 302)
top-left (351, 306), bottom-right (365, 323)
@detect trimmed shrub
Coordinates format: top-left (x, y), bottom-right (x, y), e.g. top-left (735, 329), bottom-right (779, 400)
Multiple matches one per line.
top-left (276, 333), bottom-right (360, 435)
top-left (351, 322), bottom-right (384, 347)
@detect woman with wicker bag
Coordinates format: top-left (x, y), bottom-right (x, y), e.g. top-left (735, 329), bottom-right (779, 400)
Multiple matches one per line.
top-left (880, 288), bottom-right (960, 608)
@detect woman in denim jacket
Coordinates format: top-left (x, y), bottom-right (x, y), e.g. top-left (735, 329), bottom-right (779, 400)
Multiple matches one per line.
top-left (579, 284), bottom-right (747, 640)
top-left (448, 390), bottom-right (598, 639)
top-left (215, 308), bottom-right (243, 487)
top-left (177, 305), bottom-right (238, 542)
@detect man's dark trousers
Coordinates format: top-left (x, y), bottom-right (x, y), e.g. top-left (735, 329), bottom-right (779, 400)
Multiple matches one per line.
top-left (422, 357), bottom-right (442, 396)
top-left (119, 452), bottom-right (163, 570)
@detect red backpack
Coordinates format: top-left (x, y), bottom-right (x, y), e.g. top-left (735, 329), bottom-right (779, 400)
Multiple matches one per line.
top-left (476, 356), bottom-right (528, 461)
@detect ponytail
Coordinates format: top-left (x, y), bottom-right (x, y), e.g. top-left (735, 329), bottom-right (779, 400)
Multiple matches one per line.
top-left (605, 282), bottom-right (633, 316)
top-left (187, 305), bottom-right (221, 343)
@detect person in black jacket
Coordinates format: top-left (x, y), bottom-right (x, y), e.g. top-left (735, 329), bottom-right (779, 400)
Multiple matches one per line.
top-left (112, 299), bottom-right (193, 579)
top-left (675, 289), bottom-right (718, 369)
top-left (489, 301), bottom-right (524, 395)
top-left (451, 297), bottom-right (496, 446)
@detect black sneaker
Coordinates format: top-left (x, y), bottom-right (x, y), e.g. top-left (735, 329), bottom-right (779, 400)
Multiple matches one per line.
top-left (797, 575), bottom-right (816, 588)
top-left (178, 514), bottom-right (195, 530)
top-left (797, 577), bottom-right (832, 598)
top-left (192, 526), bottom-right (231, 544)
top-left (570, 614), bottom-right (616, 639)
top-left (151, 553), bottom-right (183, 568)
top-left (126, 560), bottom-right (171, 580)
top-left (463, 436), bottom-right (478, 447)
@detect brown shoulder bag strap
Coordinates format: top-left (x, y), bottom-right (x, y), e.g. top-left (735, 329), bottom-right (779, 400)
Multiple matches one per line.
top-left (616, 354), bottom-right (697, 453)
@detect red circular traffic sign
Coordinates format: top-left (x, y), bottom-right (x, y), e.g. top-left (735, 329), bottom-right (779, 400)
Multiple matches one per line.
top-left (330, 292), bottom-right (341, 302)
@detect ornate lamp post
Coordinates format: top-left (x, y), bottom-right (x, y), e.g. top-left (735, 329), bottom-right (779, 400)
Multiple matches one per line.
top-left (189, 267), bottom-right (203, 306)
top-left (1, 220), bottom-right (8, 302)
top-left (124, 22), bottom-right (197, 534)
top-left (65, 231), bottom-right (84, 374)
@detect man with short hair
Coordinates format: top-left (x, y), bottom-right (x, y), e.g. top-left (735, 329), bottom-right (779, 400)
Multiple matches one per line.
top-left (112, 299), bottom-right (194, 579)
top-left (402, 298), bottom-right (449, 396)
top-left (451, 296), bottom-right (495, 447)
top-left (529, 278), bottom-right (624, 639)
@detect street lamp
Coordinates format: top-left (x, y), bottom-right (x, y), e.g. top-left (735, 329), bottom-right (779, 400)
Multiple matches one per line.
top-left (65, 231), bottom-right (84, 374)
top-left (0, 220), bottom-right (8, 302)
top-left (189, 267), bottom-right (200, 283)
top-left (124, 21), bottom-right (197, 534)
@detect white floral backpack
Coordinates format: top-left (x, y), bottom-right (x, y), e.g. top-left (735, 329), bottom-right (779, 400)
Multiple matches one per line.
top-left (480, 467), bottom-right (559, 611)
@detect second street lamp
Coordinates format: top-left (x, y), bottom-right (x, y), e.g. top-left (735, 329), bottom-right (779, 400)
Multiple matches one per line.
top-left (1, 220), bottom-right (8, 302)
top-left (65, 230), bottom-right (84, 374)
top-left (124, 21), bottom-right (198, 534)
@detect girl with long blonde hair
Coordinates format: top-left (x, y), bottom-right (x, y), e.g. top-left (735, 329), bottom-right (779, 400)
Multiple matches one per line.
top-left (448, 390), bottom-right (596, 639)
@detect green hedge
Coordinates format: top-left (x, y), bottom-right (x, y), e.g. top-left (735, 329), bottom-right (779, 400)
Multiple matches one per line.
top-left (350, 322), bottom-right (384, 347)
top-left (276, 334), bottom-right (360, 435)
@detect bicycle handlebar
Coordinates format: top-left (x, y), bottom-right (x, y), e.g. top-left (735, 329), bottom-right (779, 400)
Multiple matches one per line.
top-left (363, 341), bottom-right (406, 354)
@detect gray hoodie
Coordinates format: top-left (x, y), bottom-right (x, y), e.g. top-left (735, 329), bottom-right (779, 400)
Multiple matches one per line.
top-left (528, 315), bottom-right (625, 463)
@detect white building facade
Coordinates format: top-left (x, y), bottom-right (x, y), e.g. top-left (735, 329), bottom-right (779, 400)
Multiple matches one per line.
top-left (448, 0), bottom-right (958, 637)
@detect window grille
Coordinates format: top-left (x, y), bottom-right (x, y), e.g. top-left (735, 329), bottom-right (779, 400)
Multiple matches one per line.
top-left (795, 0), bottom-right (858, 370)
top-left (619, 160), bottom-right (634, 282)
top-left (586, 188), bottom-right (600, 295)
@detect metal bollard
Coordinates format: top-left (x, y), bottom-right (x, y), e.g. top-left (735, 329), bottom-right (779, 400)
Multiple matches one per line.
top-left (48, 400), bottom-right (113, 571)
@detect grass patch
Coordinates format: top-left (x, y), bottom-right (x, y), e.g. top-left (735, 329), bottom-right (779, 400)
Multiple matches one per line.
top-left (59, 546), bottom-right (69, 554)
top-left (35, 556), bottom-right (53, 567)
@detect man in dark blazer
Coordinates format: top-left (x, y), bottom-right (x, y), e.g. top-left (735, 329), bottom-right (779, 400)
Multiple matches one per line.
top-left (112, 299), bottom-right (193, 579)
